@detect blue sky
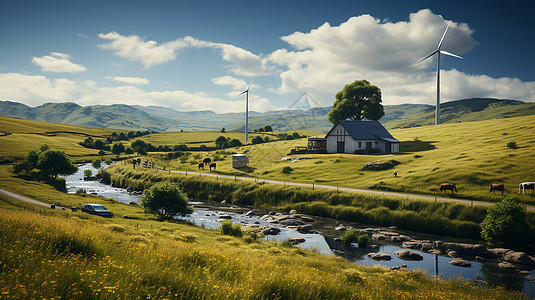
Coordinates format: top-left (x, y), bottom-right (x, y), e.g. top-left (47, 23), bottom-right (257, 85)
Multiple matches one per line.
top-left (1, 0), bottom-right (533, 113)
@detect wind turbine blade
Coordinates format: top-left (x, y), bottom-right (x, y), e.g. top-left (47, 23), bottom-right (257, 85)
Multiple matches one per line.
top-left (238, 90), bottom-right (248, 96)
top-left (440, 50), bottom-right (463, 59)
top-left (246, 77), bottom-right (255, 90)
top-left (437, 21), bottom-right (451, 49)
top-left (415, 50), bottom-right (438, 65)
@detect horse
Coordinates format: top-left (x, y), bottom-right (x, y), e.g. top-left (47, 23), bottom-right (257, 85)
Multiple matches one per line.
top-left (209, 162), bottom-right (216, 172)
top-left (439, 183), bottom-right (457, 194)
top-left (203, 157), bottom-right (211, 166)
top-left (198, 162), bottom-right (204, 170)
top-left (518, 182), bottom-right (535, 195)
top-left (490, 184), bottom-right (505, 196)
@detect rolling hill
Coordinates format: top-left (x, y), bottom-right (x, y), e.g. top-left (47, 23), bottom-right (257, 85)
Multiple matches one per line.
top-left (1, 98), bottom-right (534, 133)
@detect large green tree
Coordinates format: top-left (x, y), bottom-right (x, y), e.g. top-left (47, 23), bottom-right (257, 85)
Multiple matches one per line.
top-left (142, 182), bottom-right (193, 220)
top-left (36, 149), bottom-right (78, 178)
top-left (111, 142), bottom-right (125, 158)
top-left (328, 79), bottom-right (384, 125)
top-left (130, 139), bottom-right (148, 155)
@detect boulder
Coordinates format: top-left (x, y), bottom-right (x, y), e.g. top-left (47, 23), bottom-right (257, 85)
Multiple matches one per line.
top-left (335, 226), bottom-right (348, 231)
top-left (401, 241), bottom-right (419, 249)
top-left (449, 259), bottom-right (471, 268)
top-left (244, 211), bottom-right (255, 217)
top-left (260, 227), bottom-right (281, 235)
top-left (394, 250), bottom-right (423, 261)
top-left (288, 238), bottom-right (306, 244)
top-left (289, 209), bottom-right (298, 214)
top-left (297, 225), bottom-right (312, 233)
top-left (367, 253), bottom-right (392, 261)
top-left (488, 248), bottom-right (512, 258)
top-left (503, 251), bottom-right (535, 267)
top-left (498, 262), bottom-right (517, 270)
top-left (421, 243), bottom-right (434, 252)
top-left (372, 234), bottom-right (387, 240)
top-left (391, 235), bottom-right (410, 243)
top-left (219, 214), bottom-right (232, 219)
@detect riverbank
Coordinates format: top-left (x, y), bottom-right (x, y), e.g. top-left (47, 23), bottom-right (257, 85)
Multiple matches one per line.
top-left (102, 162), bottom-right (532, 240)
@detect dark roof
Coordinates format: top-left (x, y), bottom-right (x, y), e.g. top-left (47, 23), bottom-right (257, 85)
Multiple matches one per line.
top-left (326, 120), bottom-right (399, 142)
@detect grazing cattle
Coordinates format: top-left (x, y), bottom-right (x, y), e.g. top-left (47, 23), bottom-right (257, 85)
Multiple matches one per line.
top-left (439, 183), bottom-right (457, 194)
top-left (490, 184), bottom-right (505, 196)
top-left (518, 182), bottom-right (535, 195)
top-left (209, 162), bottom-right (216, 172)
top-left (198, 162), bottom-right (204, 170)
top-left (203, 157), bottom-right (211, 166)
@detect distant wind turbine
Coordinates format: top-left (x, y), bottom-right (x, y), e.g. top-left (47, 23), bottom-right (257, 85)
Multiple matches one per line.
top-left (416, 22), bottom-right (463, 125)
top-left (239, 78), bottom-right (254, 141)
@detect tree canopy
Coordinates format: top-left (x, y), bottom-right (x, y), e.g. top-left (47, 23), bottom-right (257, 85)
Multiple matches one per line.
top-left (328, 79), bottom-right (384, 125)
top-left (142, 182), bottom-right (193, 220)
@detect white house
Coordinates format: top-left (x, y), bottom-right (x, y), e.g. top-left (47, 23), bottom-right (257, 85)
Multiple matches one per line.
top-left (324, 120), bottom-right (400, 154)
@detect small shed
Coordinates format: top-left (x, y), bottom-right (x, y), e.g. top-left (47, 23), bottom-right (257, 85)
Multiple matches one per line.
top-left (232, 154), bottom-right (249, 168)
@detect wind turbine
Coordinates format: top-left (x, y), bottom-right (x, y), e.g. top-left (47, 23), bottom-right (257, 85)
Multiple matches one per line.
top-left (416, 22), bottom-right (463, 125)
top-left (239, 78), bottom-right (254, 141)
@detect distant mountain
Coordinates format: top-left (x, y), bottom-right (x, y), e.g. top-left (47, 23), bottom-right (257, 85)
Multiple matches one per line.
top-left (1, 98), bottom-right (533, 133)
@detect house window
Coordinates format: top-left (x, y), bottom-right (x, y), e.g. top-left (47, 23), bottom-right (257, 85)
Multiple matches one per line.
top-left (358, 141), bottom-right (362, 148)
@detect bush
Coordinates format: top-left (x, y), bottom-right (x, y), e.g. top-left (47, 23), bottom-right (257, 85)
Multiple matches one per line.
top-left (92, 159), bottom-right (102, 169)
top-left (506, 141), bottom-right (517, 149)
top-left (142, 182), bottom-right (193, 220)
top-left (75, 188), bottom-right (87, 195)
top-left (341, 229), bottom-right (368, 247)
top-left (480, 198), bottom-right (529, 247)
top-left (281, 166), bottom-right (293, 174)
top-left (84, 169), bottom-right (92, 178)
top-left (220, 220), bottom-right (243, 237)
top-left (251, 136), bottom-right (264, 144)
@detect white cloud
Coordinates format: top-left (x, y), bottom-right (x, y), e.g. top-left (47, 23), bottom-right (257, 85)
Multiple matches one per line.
top-left (211, 75), bottom-right (260, 91)
top-left (98, 32), bottom-right (189, 68)
top-left (266, 9), bottom-right (535, 106)
top-left (32, 52), bottom-right (87, 73)
top-left (107, 76), bottom-right (150, 85)
top-left (0, 72), bottom-right (277, 113)
top-left (98, 33), bottom-right (275, 76)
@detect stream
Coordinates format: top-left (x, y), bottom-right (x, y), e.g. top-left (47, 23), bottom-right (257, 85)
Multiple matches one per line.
top-left (63, 164), bottom-right (535, 297)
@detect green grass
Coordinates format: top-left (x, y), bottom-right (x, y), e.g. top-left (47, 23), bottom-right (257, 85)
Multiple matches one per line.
top-left (0, 194), bottom-right (522, 299)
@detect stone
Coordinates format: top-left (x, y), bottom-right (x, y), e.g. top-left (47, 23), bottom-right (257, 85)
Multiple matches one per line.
top-left (391, 235), bottom-right (410, 243)
top-left (449, 259), bottom-right (471, 267)
top-left (219, 214), bottom-right (232, 219)
top-left (447, 250), bottom-right (460, 258)
top-left (401, 241), bottom-right (419, 249)
top-left (503, 251), bottom-right (535, 267)
top-left (394, 250), bottom-right (423, 261)
top-left (372, 234), bottom-right (387, 240)
top-left (288, 238), bottom-right (305, 244)
top-left (367, 253), bottom-right (392, 261)
top-left (335, 226), bottom-right (347, 231)
top-left (428, 249), bottom-right (443, 255)
top-left (475, 256), bottom-right (485, 262)
top-left (487, 248), bottom-right (511, 257)
top-left (498, 262), bottom-right (517, 270)
top-left (260, 227), bottom-right (281, 235)
top-left (289, 209), bottom-right (298, 214)
top-left (421, 243), bottom-right (434, 252)
top-left (297, 225), bottom-right (312, 233)
top-left (244, 210), bottom-right (255, 217)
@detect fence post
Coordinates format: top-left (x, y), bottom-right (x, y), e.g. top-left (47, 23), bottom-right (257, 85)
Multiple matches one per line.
top-left (337, 187), bottom-right (339, 193)
top-left (235, 176), bottom-right (237, 182)
top-left (435, 197), bottom-right (437, 204)
top-left (471, 200), bottom-right (473, 208)
top-left (312, 183), bottom-right (314, 190)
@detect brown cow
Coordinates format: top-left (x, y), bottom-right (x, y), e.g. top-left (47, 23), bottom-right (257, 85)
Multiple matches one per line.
top-left (490, 184), bottom-right (505, 196)
top-left (439, 183), bottom-right (457, 194)
top-left (209, 162), bottom-right (216, 172)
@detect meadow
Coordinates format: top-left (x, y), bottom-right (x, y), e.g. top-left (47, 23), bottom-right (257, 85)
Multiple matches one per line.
top-left (0, 193), bottom-right (522, 299)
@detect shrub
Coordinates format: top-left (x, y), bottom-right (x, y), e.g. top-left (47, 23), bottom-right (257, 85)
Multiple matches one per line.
top-left (84, 169), bottom-right (92, 177)
top-left (281, 166), bottom-right (293, 174)
top-left (251, 136), bottom-right (264, 144)
top-left (92, 159), bottom-right (102, 169)
top-left (480, 198), bottom-right (529, 247)
top-left (75, 188), bottom-right (87, 195)
top-left (220, 220), bottom-right (243, 237)
top-left (341, 229), bottom-right (368, 247)
top-left (506, 141), bottom-right (517, 149)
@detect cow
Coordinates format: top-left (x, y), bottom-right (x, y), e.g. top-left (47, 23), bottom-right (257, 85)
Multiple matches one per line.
top-left (518, 182), bottom-right (535, 195)
top-left (198, 162), bottom-right (204, 170)
top-left (439, 183), bottom-right (457, 195)
top-left (490, 184), bottom-right (505, 196)
top-left (209, 162), bottom-right (216, 172)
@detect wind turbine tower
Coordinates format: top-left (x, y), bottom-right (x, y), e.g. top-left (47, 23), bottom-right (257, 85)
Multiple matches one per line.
top-left (416, 22), bottom-right (463, 125)
top-left (239, 79), bottom-right (254, 141)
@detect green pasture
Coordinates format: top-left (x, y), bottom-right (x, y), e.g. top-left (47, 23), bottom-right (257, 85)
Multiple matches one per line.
top-left (146, 115), bottom-right (535, 204)
top-left (1, 114), bottom-right (535, 203)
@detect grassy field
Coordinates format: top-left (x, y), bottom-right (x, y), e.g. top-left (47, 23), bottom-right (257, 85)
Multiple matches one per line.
top-left (140, 115), bottom-right (535, 204)
top-left (0, 193), bottom-right (522, 299)
top-left (2, 114), bottom-right (535, 204)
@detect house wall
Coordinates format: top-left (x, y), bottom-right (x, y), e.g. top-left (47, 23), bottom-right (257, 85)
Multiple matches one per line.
top-left (325, 124), bottom-right (400, 154)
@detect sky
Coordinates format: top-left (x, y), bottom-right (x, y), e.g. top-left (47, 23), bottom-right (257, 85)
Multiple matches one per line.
top-left (1, 0), bottom-right (534, 113)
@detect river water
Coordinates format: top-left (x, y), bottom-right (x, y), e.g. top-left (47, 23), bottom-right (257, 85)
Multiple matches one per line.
top-left (63, 164), bottom-right (535, 297)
